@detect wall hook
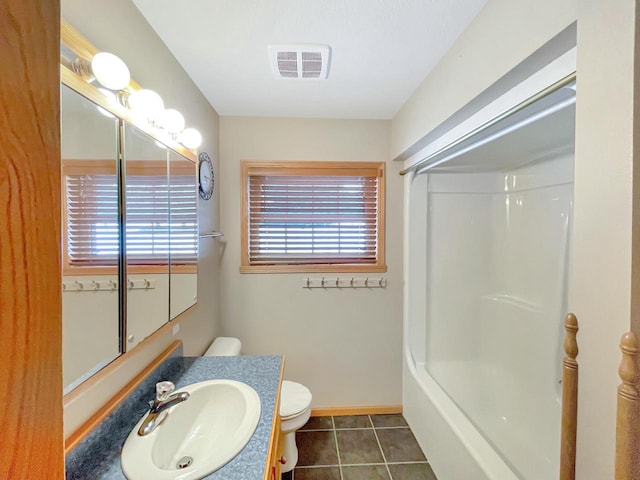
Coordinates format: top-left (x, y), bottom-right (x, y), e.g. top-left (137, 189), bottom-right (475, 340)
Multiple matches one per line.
top-left (321, 277), bottom-right (326, 287)
top-left (74, 281), bottom-right (83, 290)
top-left (379, 278), bottom-right (384, 287)
top-left (92, 280), bottom-right (100, 291)
top-left (306, 277), bottom-right (310, 288)
top-left (365, 277), bottom-right (369, 287)
top-left (336, 277), bottom-right (340, 287)
top-left (350, 277), bottom-right (354, 287)
top-left (144, 278), bottom-right (151, 289)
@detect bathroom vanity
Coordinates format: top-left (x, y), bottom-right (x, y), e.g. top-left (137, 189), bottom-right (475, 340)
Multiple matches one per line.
top-left (65, 344), bottom-right (284, 480)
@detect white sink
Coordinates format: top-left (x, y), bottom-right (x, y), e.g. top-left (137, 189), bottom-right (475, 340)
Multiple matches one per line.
top-left (121, 379), bottom-right (261, 480)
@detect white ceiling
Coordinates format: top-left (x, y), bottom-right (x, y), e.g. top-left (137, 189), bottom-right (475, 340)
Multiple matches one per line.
top-left (132, 0), bottom-right (487, 119)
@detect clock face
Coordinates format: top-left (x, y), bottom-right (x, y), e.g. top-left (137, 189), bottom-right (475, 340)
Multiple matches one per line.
top-left (198, 152), bottom-right (214, 200)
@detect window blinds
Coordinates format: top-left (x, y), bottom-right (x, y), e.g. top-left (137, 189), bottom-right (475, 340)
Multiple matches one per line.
top-left (64, 160), bottom-right (197, 268)
top-left (166, 174), bottom-right (199, 264)
top-left (65, 172), bottom-right (120, 266)
top-left (124, 173), bottom-right (171, 265)
top-left (247, 170), bottom-right (380, 266)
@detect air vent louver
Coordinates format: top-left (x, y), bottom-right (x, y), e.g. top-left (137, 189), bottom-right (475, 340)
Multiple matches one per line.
top-left (269, 45), bottom-right (331, 79)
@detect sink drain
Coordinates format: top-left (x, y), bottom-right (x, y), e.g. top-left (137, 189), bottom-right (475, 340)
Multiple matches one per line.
top-left (177, 456), bottom-right (193, 469)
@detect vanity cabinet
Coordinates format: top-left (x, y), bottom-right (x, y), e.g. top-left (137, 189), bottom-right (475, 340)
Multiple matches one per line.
top-left (65, 353), bottom-right (285, 480)
top-left (266, 415), bottom-right (282, 480)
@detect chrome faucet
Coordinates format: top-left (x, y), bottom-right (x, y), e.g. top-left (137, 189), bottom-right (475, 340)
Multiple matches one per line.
top-left (138, 381), bottom-right (190, 436)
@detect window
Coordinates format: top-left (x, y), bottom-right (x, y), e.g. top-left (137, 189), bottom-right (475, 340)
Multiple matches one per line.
top-left (62, 159), bottom-right (197, 274)
top-left (241, 161), bottom-right (386, 273)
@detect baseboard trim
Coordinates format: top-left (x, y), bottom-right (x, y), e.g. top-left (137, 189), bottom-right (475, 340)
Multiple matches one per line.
top-left (311, 405), bottom-right (403, 417)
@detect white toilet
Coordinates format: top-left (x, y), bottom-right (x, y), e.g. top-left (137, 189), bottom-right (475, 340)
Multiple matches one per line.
top-left (278, 380), bottom-right (312, 472)
top-left (204, 337), bottom-right (312, 475)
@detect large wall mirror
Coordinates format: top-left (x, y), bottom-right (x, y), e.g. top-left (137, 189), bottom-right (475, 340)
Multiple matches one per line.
top-left (122, 124), bottom-right (171, 348)
top-left (61, 86), bottom-right (199, 393)
top-left (168, 150), bottom-right (199, 319)
top-left (61, 85), bottom-right (121, 391)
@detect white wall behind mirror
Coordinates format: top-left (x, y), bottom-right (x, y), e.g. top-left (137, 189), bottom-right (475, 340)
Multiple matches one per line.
top-left (61, 85), bottom-right (121, 393)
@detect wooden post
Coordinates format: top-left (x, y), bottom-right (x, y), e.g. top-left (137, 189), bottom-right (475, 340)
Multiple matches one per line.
top-left (0, 1), bottom-right (62, 479)
top-left (560, 313), bottom-right (579, 480)
top-left (615, 332), bottom-right (640, 480)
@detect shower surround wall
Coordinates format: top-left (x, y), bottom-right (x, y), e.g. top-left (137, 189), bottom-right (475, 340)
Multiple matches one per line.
top-left (405, 154), bottom-right (573, 480)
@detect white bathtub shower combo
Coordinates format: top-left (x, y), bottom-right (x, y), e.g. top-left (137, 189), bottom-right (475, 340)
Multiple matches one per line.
top-left (402, 75), bottom-right (576, 480)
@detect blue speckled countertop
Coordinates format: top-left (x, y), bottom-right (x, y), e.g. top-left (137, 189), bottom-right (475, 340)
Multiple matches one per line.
top-left (66, 354), bottom-right (283, 480)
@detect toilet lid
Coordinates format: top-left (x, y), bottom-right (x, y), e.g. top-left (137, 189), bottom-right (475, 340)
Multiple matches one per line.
top-left (280, 381), bottom-right (312, 419)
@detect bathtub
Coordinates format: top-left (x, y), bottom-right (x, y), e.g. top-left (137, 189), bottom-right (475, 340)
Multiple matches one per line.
top-left (402, 150), bottom-right (573, 480)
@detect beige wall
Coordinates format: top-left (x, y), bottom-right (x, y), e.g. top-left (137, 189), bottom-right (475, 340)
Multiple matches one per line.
top-left (391, 0), bottom-right (576, 160)
top-left (61, 0), bottom-right (221, 435)
top-left (219, 117), bottom-right (403, 408)
top-left (572, 1), bottom-right (639, 478)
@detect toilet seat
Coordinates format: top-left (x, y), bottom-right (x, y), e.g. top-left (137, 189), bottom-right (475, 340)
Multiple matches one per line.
top-left (280, 381), bottom-right (312, 419)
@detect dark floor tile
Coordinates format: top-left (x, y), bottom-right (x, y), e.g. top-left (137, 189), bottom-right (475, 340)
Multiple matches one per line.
top-left (333, 415), bottom-right (371, 429)
top-left (343, 464), bottom-right (390, 480)
top-left (296, 431), bottom-right (339, 466)
top-left (281, 471), bottom-right (293, 480)
top-left (300, 416), bottom-right (334, 431)
top-left (371, 414), bottom-right (408, 428)
top-left (294, 466), bottom-right (341, 480)
top-left (377, 428), bottom-right (426, 462)
top-left (388, 463), bottom-right (437, 480)
top-left (336, 429), bottom-right (384, 464)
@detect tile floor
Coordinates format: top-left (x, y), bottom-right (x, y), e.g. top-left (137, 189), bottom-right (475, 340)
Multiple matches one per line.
top-left (281, 414), bottom-right (437, 480)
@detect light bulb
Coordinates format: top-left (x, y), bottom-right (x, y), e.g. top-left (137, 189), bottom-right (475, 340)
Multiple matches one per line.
top-left (158, 108), bottom-right (185, 135)
top-left (180, 128), bottom-right (202, 149)
top-left (127, 89), bottom-right (165, 118)
top-left (91, 52), bottom-right (130, 90)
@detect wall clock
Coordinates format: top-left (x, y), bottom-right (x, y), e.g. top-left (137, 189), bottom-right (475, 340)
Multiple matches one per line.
top-left (198, 152), bottom-right (214, 200)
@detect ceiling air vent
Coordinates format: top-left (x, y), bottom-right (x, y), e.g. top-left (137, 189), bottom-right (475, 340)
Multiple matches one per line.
top-left (268, 44), bottom-right (331, 80)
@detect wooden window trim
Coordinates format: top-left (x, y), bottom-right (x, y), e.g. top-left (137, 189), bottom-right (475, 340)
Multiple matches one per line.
top-left (240, 160), bottom-right (386, 274)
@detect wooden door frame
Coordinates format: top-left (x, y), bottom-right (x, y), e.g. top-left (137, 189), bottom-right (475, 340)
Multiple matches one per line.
top-left (0, 1), bottom-right (63, 478)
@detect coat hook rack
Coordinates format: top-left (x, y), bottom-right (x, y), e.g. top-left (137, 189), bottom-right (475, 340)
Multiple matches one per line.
top-left (62, 278), bottom-right (156, 292)
top-left (303, 276), bottom-right (386, 289)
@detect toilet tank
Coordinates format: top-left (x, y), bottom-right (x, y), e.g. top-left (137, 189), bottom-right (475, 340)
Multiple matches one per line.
top-left (204, 337), bottom-right (242, 356)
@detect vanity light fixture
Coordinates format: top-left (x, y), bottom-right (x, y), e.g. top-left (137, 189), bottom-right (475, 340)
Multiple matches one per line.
top-left (179, 128), bottom-right (203, 149)
top-left (126, 88), bottom-right (165, 119)
top-left (67, 40), bottom-right (203, 151)
top-left (158, 108), bottom-right (186, 136)
top-left (73, 52), bottom-right (131, 90)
